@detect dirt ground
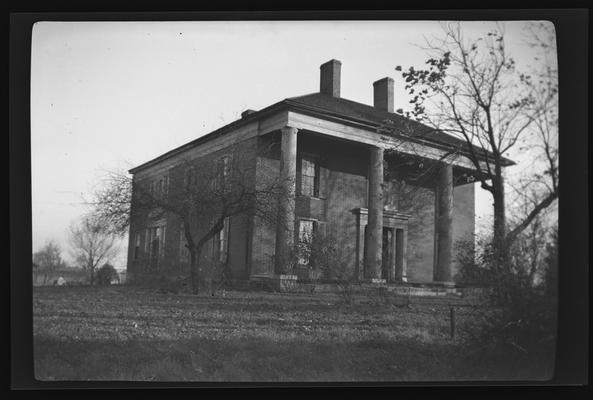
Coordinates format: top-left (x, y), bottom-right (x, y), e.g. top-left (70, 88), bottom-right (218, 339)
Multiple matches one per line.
top-left (33, 285), bottom-right (555, 382)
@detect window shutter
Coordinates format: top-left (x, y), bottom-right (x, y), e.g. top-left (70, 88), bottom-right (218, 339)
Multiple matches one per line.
top-left (318, 163), bottom-right (329, 199)
top-left (145, 229), bottom-right (150, 253)
top-left (296, 157), bottom-right (302, 196)
top-left (160, 226), bottom-right (166, 260)
top-left (316, 221), bottom-right (327, 238)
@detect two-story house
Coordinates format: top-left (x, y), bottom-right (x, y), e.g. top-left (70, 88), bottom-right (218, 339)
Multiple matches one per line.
top-left (127, 59), bottom-right (513, 286)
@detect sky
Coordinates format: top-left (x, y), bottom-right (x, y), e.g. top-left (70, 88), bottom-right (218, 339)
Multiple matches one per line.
top-left (30, 20), bottom-right (555, 268)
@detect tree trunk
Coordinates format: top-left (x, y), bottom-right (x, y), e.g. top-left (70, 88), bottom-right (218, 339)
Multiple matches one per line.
top-left (189, 246), bottom-right (203, 295)
top-left (492, 173), bottom-right (507, 269)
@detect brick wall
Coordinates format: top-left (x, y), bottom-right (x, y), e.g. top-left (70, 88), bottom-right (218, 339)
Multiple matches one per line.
top-left (322, 143), bottom-right (369, 276)
top-left (127, 136), bottom-right (259, 284)
top-left (401, 185), bottom-right (436, 283)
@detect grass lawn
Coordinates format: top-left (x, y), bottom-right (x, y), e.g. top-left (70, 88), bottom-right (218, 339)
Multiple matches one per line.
top-left (33, 286), bottom-right (555, 382)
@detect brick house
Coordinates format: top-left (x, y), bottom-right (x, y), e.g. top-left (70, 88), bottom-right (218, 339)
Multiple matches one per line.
top-left (127, 59), bottom-right (512, 286)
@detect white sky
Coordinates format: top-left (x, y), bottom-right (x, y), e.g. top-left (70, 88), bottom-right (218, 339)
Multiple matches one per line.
top-left (30, 20), bottom-right (554, 267)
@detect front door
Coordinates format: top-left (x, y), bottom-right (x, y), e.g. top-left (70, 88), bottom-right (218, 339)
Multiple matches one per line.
top-left (395, 228), bottom-right (404, 281)
top-left (382, 227), bottom-right (393, 281)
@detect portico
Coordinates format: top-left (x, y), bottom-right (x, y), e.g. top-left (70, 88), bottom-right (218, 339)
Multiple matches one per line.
top-left (272, 122), bottom-right (457, 284)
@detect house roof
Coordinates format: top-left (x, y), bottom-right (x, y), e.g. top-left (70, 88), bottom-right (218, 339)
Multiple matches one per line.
top-left (129, 92), bottom-right (514, 174)
top-left (284, 92), bottom-right (515, 167)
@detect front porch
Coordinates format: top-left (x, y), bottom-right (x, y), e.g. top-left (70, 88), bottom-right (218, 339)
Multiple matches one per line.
top-left (250, 127), bottom-right (477, 285)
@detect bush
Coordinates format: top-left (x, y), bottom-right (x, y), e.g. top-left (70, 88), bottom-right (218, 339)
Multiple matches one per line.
top-left (96, 264), bottom-right (119, 286)
top-left (455, 233), bottom-right (557, 356)
top-left (200, 256), bottom-right (227, 296)
top-left (454, 237), bottom-right (496, 286)
top-left (304, 231), bottom-right (356, 304)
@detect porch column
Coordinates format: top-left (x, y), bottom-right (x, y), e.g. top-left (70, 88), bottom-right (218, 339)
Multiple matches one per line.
top-left (434, 163), bottom-right (453, 283)
top-left (274, 126), bottom-right (298, 275)
top-left (365, 146), bottom-right (384, 280)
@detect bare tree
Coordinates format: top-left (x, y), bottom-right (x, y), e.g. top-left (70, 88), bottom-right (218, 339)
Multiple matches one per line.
top-left (91, 169), bottom-right (132, 237)
top-left (68, 217), bottom-right (119, 286)
top-left (395, 22), bottom-right (558, 264)
top-left (33, 240), bottom-right (64, 285)
top-left (506, 21), bottom-right (559, 244)
top-left (92, 141), bottom-right (285, 295)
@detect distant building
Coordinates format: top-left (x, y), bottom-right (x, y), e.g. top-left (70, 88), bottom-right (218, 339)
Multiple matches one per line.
top-left (127, 60), bottom-right (512, 285)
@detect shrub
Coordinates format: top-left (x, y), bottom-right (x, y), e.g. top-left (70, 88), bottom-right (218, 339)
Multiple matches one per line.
top-left (454, 237), bottom-right (496, 287)
top-left (305, 231), bottom-right (356, 304)
top-left (201, 255), bottom-right (227, 296)
top-left (96, 264), bottom-right (119, 286)
top-left (455, 232), bottom-right (557, 356)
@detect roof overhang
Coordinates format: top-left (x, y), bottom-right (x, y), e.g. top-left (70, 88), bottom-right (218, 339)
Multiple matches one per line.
top-left (286, 109), bottom-right (497, 172)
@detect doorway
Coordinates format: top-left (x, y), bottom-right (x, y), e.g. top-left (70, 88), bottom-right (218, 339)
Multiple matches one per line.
top-left (395, 228), bottom-right (404, 280)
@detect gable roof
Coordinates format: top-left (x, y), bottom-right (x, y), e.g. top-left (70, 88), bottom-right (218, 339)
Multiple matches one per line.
top-left (130, 92), bottom-right (514, 174)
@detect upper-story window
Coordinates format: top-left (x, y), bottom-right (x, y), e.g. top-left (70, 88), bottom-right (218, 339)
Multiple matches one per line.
top-left (145, 174), bottom-right (169, 201)
top-left (221, 155), bottom-right (231, 178)
top-left (214, 155), bottom-right (231, 193)
top-left (161, 175), bottom-right (169, 198)
top-left (179, 223), bottom-right (190, 263)
top-left (298, 156), bottom-right (319, 197)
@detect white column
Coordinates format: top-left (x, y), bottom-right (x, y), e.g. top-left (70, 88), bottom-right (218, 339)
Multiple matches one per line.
top-left (274, 126), bottom-right (298, 275)
top-left (434, 163), bottom-right (453, 283)
top-left (365, 146), bottom-right (384, 280)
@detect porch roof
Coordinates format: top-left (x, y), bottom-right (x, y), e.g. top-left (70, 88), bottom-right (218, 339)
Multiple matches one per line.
top-left (285, 93), bottom-right (515, 167)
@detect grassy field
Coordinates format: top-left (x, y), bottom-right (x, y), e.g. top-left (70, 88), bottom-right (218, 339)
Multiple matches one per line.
top-left (33, 286), bottom-right (555, 382)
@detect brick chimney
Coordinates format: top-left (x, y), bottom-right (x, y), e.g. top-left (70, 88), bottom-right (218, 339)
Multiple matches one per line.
top-left (320, 59), bottom-right (342, 98)
top-left (241, 109), bottom-right (257, 119)
top-left (373, 77), bottom-right (394, 113)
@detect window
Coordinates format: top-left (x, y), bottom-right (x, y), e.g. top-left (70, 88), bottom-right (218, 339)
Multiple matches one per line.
top-left (146, 225), bottom-right (166, 269)
top-left (134, 233), bottom-right (141, 260)
top-left (221, 155), bottom-right (231, 179)
top-left (142, 174), bottom-right (168, 203)
top-left (299, 156), bottom-right (319, 197)
top-left (163, 175), bottom-right (169, 198)
top-left (160, 226), bottom-right (166, 259)
top-left (297, 219), bottom-right (317, 265)
top-left (148, 227), bottom-right (158, 257)
top-left (214, 155), bottom-right (231, 193)
top-left (213, 217), bottom-right (230, 263)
